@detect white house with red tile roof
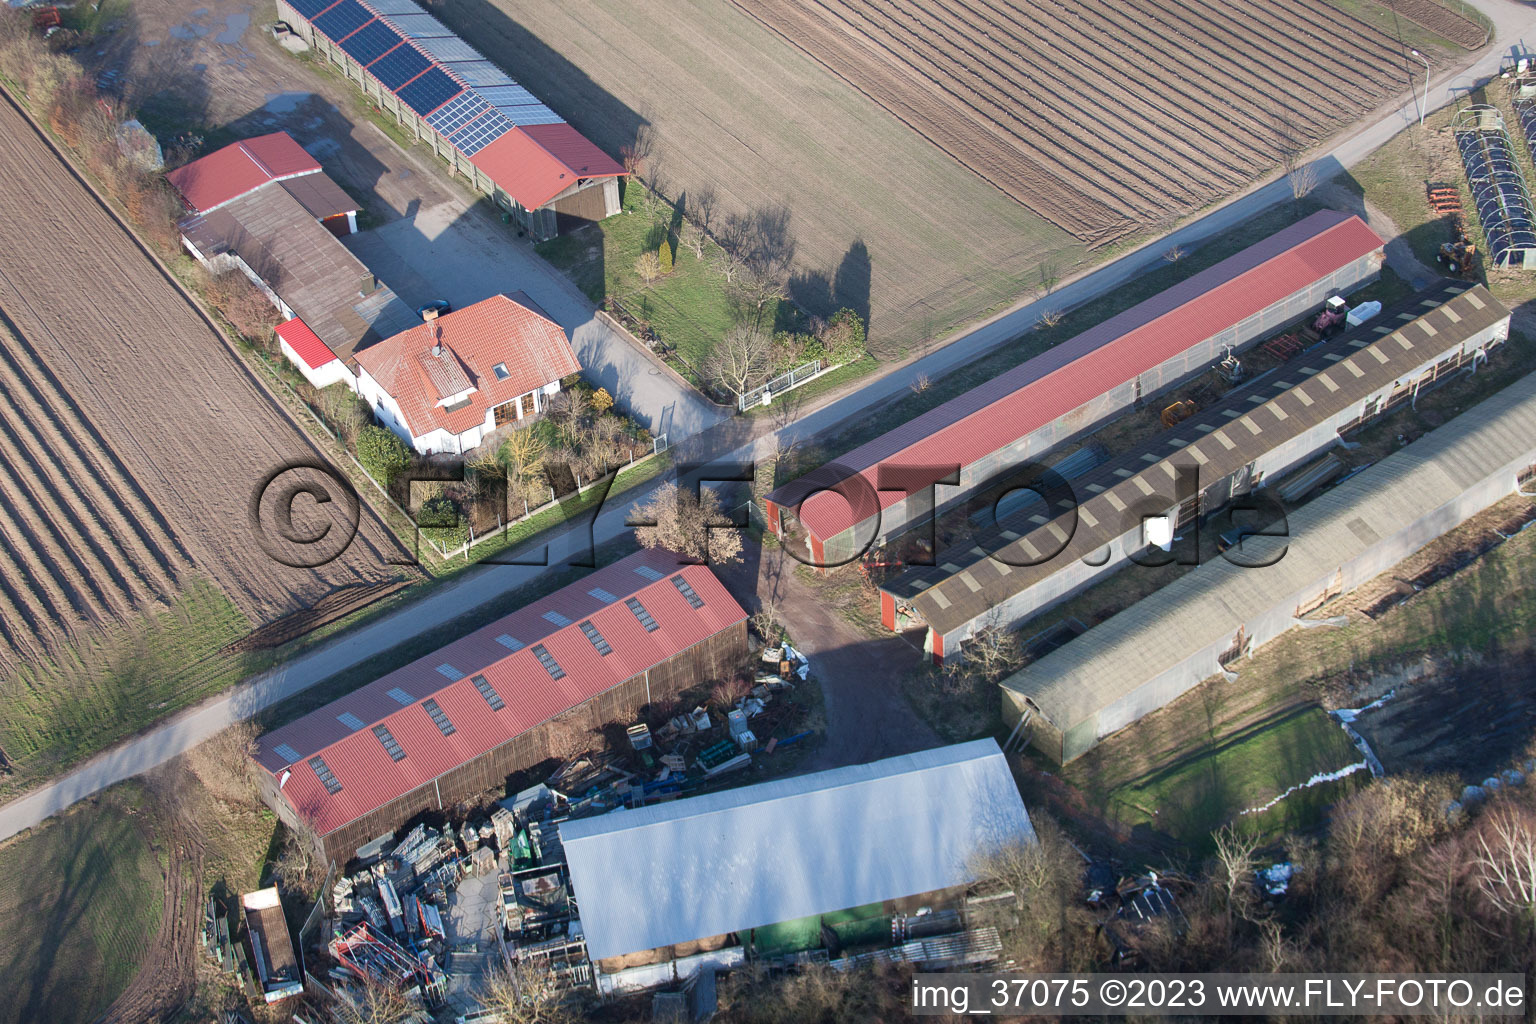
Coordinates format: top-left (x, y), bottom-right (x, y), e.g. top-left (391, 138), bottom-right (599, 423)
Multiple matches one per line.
top-left (354, 294), bottom-right (582, 454)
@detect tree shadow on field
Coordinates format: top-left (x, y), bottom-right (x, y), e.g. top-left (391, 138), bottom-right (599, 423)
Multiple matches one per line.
top-left (787, 237), bottom-right (871, 328)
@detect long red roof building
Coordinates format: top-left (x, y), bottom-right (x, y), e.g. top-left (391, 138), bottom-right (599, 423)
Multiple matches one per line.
top-left (256, 550), bottom-right (747, 847)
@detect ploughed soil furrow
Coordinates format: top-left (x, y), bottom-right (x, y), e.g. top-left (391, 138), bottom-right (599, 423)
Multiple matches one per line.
top-left (877, 0), bottom-right (1204, 206)
top-left (0, 484), bottom-right (84, 636)
top-left (1196, 0), bottom-right (1400, 106)
top-left (740, 0), bottom-right (1134, 241)
top-left (0, 360), bottom-right (163, 612)
top-left (1384, 0), bottom-right (1485, 49)
top-left (983, 0), bottom-right (1268, 181)
top-left (0, 315), bottom-right (188, 593)
top-left (842, 0), bottom-right (1175, 214)
top-left (918, 0), bottom-right (1247, 198)
top-left (1064, 0), bottom-right (1294, 153)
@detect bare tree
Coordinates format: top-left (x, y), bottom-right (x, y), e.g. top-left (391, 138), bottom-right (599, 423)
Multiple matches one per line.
top-left (1474, 807), bottom-right (1536, 927)
top-left (331, 979), bottom-right (421, 1024)
top-left (678, 217), bottom-right (707, 261)
top-left (273, 818), bottom-right (328, 896)
top-left (963, 622), bottom-right (1025, 682)
top-left (631, 481), bottom-right (743, 564)
top-left (685, 185), bottom-right (718, 247)
top-left (185, 721), bottom-right (261, 805)
top-left (703, 323), bottom-right (772, 405)
top-left (1037, 260), bottom-right (1061, 299)
top-left (910, 372), bottom-right (931, 395)
top-left (1034, 308), bottom-right (1065, 330)
top-left (635, 250), bottom-right (661, 285)
top-left (477, 960), bottom-right (583, 1024)
top-left (1163, 244), bottom-right (1186, 263)
top-left (1212, 823), bottom-right (1261, 936)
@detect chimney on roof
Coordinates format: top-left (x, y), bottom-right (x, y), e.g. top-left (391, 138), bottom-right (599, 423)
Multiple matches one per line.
top-left (422, 307), bottom-right (440, 323)
top-left (432, 342), bottom-right (443, 358)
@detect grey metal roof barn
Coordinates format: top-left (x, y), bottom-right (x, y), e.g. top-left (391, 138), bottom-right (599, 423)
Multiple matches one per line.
top-left (559, 739), bottom-right (1034, 962)
top-left (1001, 369), bottom-right (1536, 763)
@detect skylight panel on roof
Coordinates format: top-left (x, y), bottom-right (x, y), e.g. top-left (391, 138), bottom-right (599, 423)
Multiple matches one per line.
top-left (436, 664), bottom-right (465, 681)
top-left (337, 711), bottom-right (366, 731)
top-left (671, 575), bottom-right (705, 609)
top-left (494, 634), bottom-right (525, 652)
top-left (422, 698), bottom-right (456, 737)
top-left (387, 686), bottom-right (415, 705)
top-left (471, 674), bottom-right (505, 711)
top-left (532, 644), bottom-right (566, 680)
top-left (492, 361), bottom-right (511, 380)
top-left (588, 587), bottom-right (618, 603)
top-left (579, 620), bottom-right (613, 656)
top-left (625, 597), bottom-right (659, 632)
top-left (372, 724), bottom-right (406, 761)
top-left (273, 742), bottom-right (302, 764)
top-left (634, 565), bottom-right (665, 582)
top-left (309, 756), bottom-right (343, 794)
top-left (542, 611), bottom-right (573, 627)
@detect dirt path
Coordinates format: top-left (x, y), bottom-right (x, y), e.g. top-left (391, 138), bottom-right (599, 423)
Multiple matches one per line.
top-left (716, 548), bottom-right (939, 771)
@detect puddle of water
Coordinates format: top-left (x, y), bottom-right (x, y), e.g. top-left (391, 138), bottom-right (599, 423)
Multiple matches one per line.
top-left (194, 7), bottom-right (210, 15)
top-left (169, 23), bottom-right (210, 40)
top-left (143, 38), bottom-right (161, 46)
top-left (216, 13), bottom-right (249, 45)
top-left (306, 137), bottom-right (342, 158)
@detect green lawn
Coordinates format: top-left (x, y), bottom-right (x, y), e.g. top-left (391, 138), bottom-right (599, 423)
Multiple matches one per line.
top-left (0, 782), bottom-right (165, 1024)
top-left (537, 185), bottom-right (784, 377)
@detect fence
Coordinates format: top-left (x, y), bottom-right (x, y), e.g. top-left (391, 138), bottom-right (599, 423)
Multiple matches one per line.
top-left (739, 359), bottom-right (830, 411)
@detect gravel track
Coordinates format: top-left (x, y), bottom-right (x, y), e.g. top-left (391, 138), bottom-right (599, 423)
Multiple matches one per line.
top-left (736, 0), bottom-right (1428, 243)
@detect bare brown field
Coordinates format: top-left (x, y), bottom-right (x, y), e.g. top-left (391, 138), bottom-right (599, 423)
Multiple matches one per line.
top-left (1385, 0), bottom-right (1487, 48)
top-left (0, 91), bottom-right (408, 670)
top-left (734, 0), bottom-right (1439, 246)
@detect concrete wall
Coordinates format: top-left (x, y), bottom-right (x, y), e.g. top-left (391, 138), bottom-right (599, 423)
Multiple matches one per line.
top-left (935, 312), bottom-right (1504, 659)
top-left (811, 253), bottom-right (1383, 564)
top-left (263, 621), bottom-right (746, 865)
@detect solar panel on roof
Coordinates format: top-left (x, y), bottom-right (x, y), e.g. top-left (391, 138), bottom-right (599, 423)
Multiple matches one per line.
top-left (397, 67), bottom-right (462, 116)
top-left (671, 575), bottom-right (705, 609)
top-left (372, 724), bottom-right (406, 761)
top-left (438, 60), bottom-right (508, 87)
top-left (337, 711), bottom-right (366, 731)
top-left (422, 698), bottom-right (456, 737)
top-left (588, 587), bottom-right (619, 603)
top-left (309, 756), bottom-right (343, 794)
top-left (313, 0), bottom-right (371, 41)
top-left (496, 103), bottom-right (565, 126)
top-left (436, 664), bottom-right (465, 681)
top-left (494, 633), bottom-right (525, 652)
top-left (341, 19), bottom-right (404, 66)
top-left (626, 597), bottom-right (659, 632)
top-left (580, 620), bottom-right (613, 656)
top-left (416, 35), bottom-right (487, 62)
top-left (287, 0), bottom-right (339, 19)
top-left (476, 84), bottom-right (539, 107)
top-left (447, 110), bottom-right (512, 156)
top-left (386, 12), bottom-right (454, 38)
top-left (532, 644), bottom-right (566, 680)
top-left (273, 742), bottom-right (302, 764)
top-left (369, 43), bottom-right (431, 90)
top-left (634, 565), bottom-right (665, 582)
top-left (543, 610), bottom-right (573, 627)
top-left (361, 0), bottom-right (421, 13)
top-left (471, 673), bottom-right (505, 711)
top-left (426, 91), bottom-right (489, 136)
top-left (387, 686), bottom-right (414, 705)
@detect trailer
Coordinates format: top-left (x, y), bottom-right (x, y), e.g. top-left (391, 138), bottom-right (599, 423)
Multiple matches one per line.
top-left (241, 888), bottom-right (304, 1003)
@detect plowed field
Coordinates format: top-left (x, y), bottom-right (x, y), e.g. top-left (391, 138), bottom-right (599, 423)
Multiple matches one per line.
top-left (734, 0), bottom-right (1436, 245)
top-left (0, 90), bottom-right (408, 671)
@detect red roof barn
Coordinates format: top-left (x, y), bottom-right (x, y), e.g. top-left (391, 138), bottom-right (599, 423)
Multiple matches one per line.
top-left (254, 549), bottom-right (749, 865)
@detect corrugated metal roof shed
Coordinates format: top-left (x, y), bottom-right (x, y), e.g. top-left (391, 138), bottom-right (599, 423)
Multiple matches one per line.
top-left (258, 550), bottom-right (748, 836)
top-left (767, 211), bottom-right (1385, 541)
top-left (895, 283), bottom-right (1509, 636)
top-left (1002, 368), bottom-right (1536, 731)
top-left (560, 739), bottom-right (1034, 962)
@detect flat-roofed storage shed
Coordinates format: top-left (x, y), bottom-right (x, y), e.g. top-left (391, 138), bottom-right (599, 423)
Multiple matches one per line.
top-left (254, 549), bottom-right (748, 865)
top-left (1001, 369), bottom-right (1536, 764)
top-left (884, 282), bottom-right (1510, 662)
top-left (763, 211), bottom-right (1385, 569)
top-left (560, 739), bottom-right (1033, 990)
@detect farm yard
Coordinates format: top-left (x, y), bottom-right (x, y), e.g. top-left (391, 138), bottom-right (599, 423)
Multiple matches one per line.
top-left (735, 0), bottom-right (1446, 246)
top-left (0, 90), bottom-right (412, 772)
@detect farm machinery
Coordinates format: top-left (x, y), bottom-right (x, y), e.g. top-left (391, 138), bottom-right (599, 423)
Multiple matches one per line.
top-left (1159, 399), bottom-right (1197, 429)
top-left (1301, 296), bottom-right (1349, 343)
top-left (1437, 232), bottom-right (1478, 277)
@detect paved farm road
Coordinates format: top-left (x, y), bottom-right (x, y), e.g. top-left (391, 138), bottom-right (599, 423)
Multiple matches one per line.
top-left (0, 0), bottom-right (1529, 842)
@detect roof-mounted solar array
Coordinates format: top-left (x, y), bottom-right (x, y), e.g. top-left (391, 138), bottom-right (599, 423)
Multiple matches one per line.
top-left (387, 12), bottom-right (454, 38)
top-left (369, 43), bottom-right (432, 90)
top-left (373, 724), bottom-right (406, 761)
top-left (341, 19), bottom-right (404, 66)
top-left (427, 91), bottom-right (490, 136)
top-left (471, 673), bottom-right (505, 711)
top-left (423, 698), bottom-right (456, 737)
top-left (438, 60), bottom-right (508, 88)
top-left (416, 35), bottom-right (487, 63)
top-left (580, 620), bottom-right (613, 656)
top-left (337, 711), bottom-right (366, 731)
top-left (497, 104), bottom-right (564, 126)
top-left (309, 755), bottom-right (343, 793)
top-left (626, 597), bottom-right (659, 632)
top-left (476, 84), bottom-right (539, 107)
top-left (397, 66), bottom-right (463, 116)
top-left (671, 575), bottom-right (705, 609)
top-left (288, 0), bottom-right (339, 19)
top-left (532, 644), bottom-right (566, 680)
top-left (313, 0), bottom-right (371, 41)
top-left (447, 110), bottom-right (512, 156)
top-left (360, 0), bottom-right (421, 14)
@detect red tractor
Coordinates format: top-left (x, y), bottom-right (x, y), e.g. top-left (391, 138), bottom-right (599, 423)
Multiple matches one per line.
top-left (1302, 296), bottom-right (1349, 342)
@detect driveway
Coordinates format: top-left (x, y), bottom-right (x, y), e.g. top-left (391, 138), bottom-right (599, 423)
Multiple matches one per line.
top-left (340, 138), bottom-right (727, 443)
